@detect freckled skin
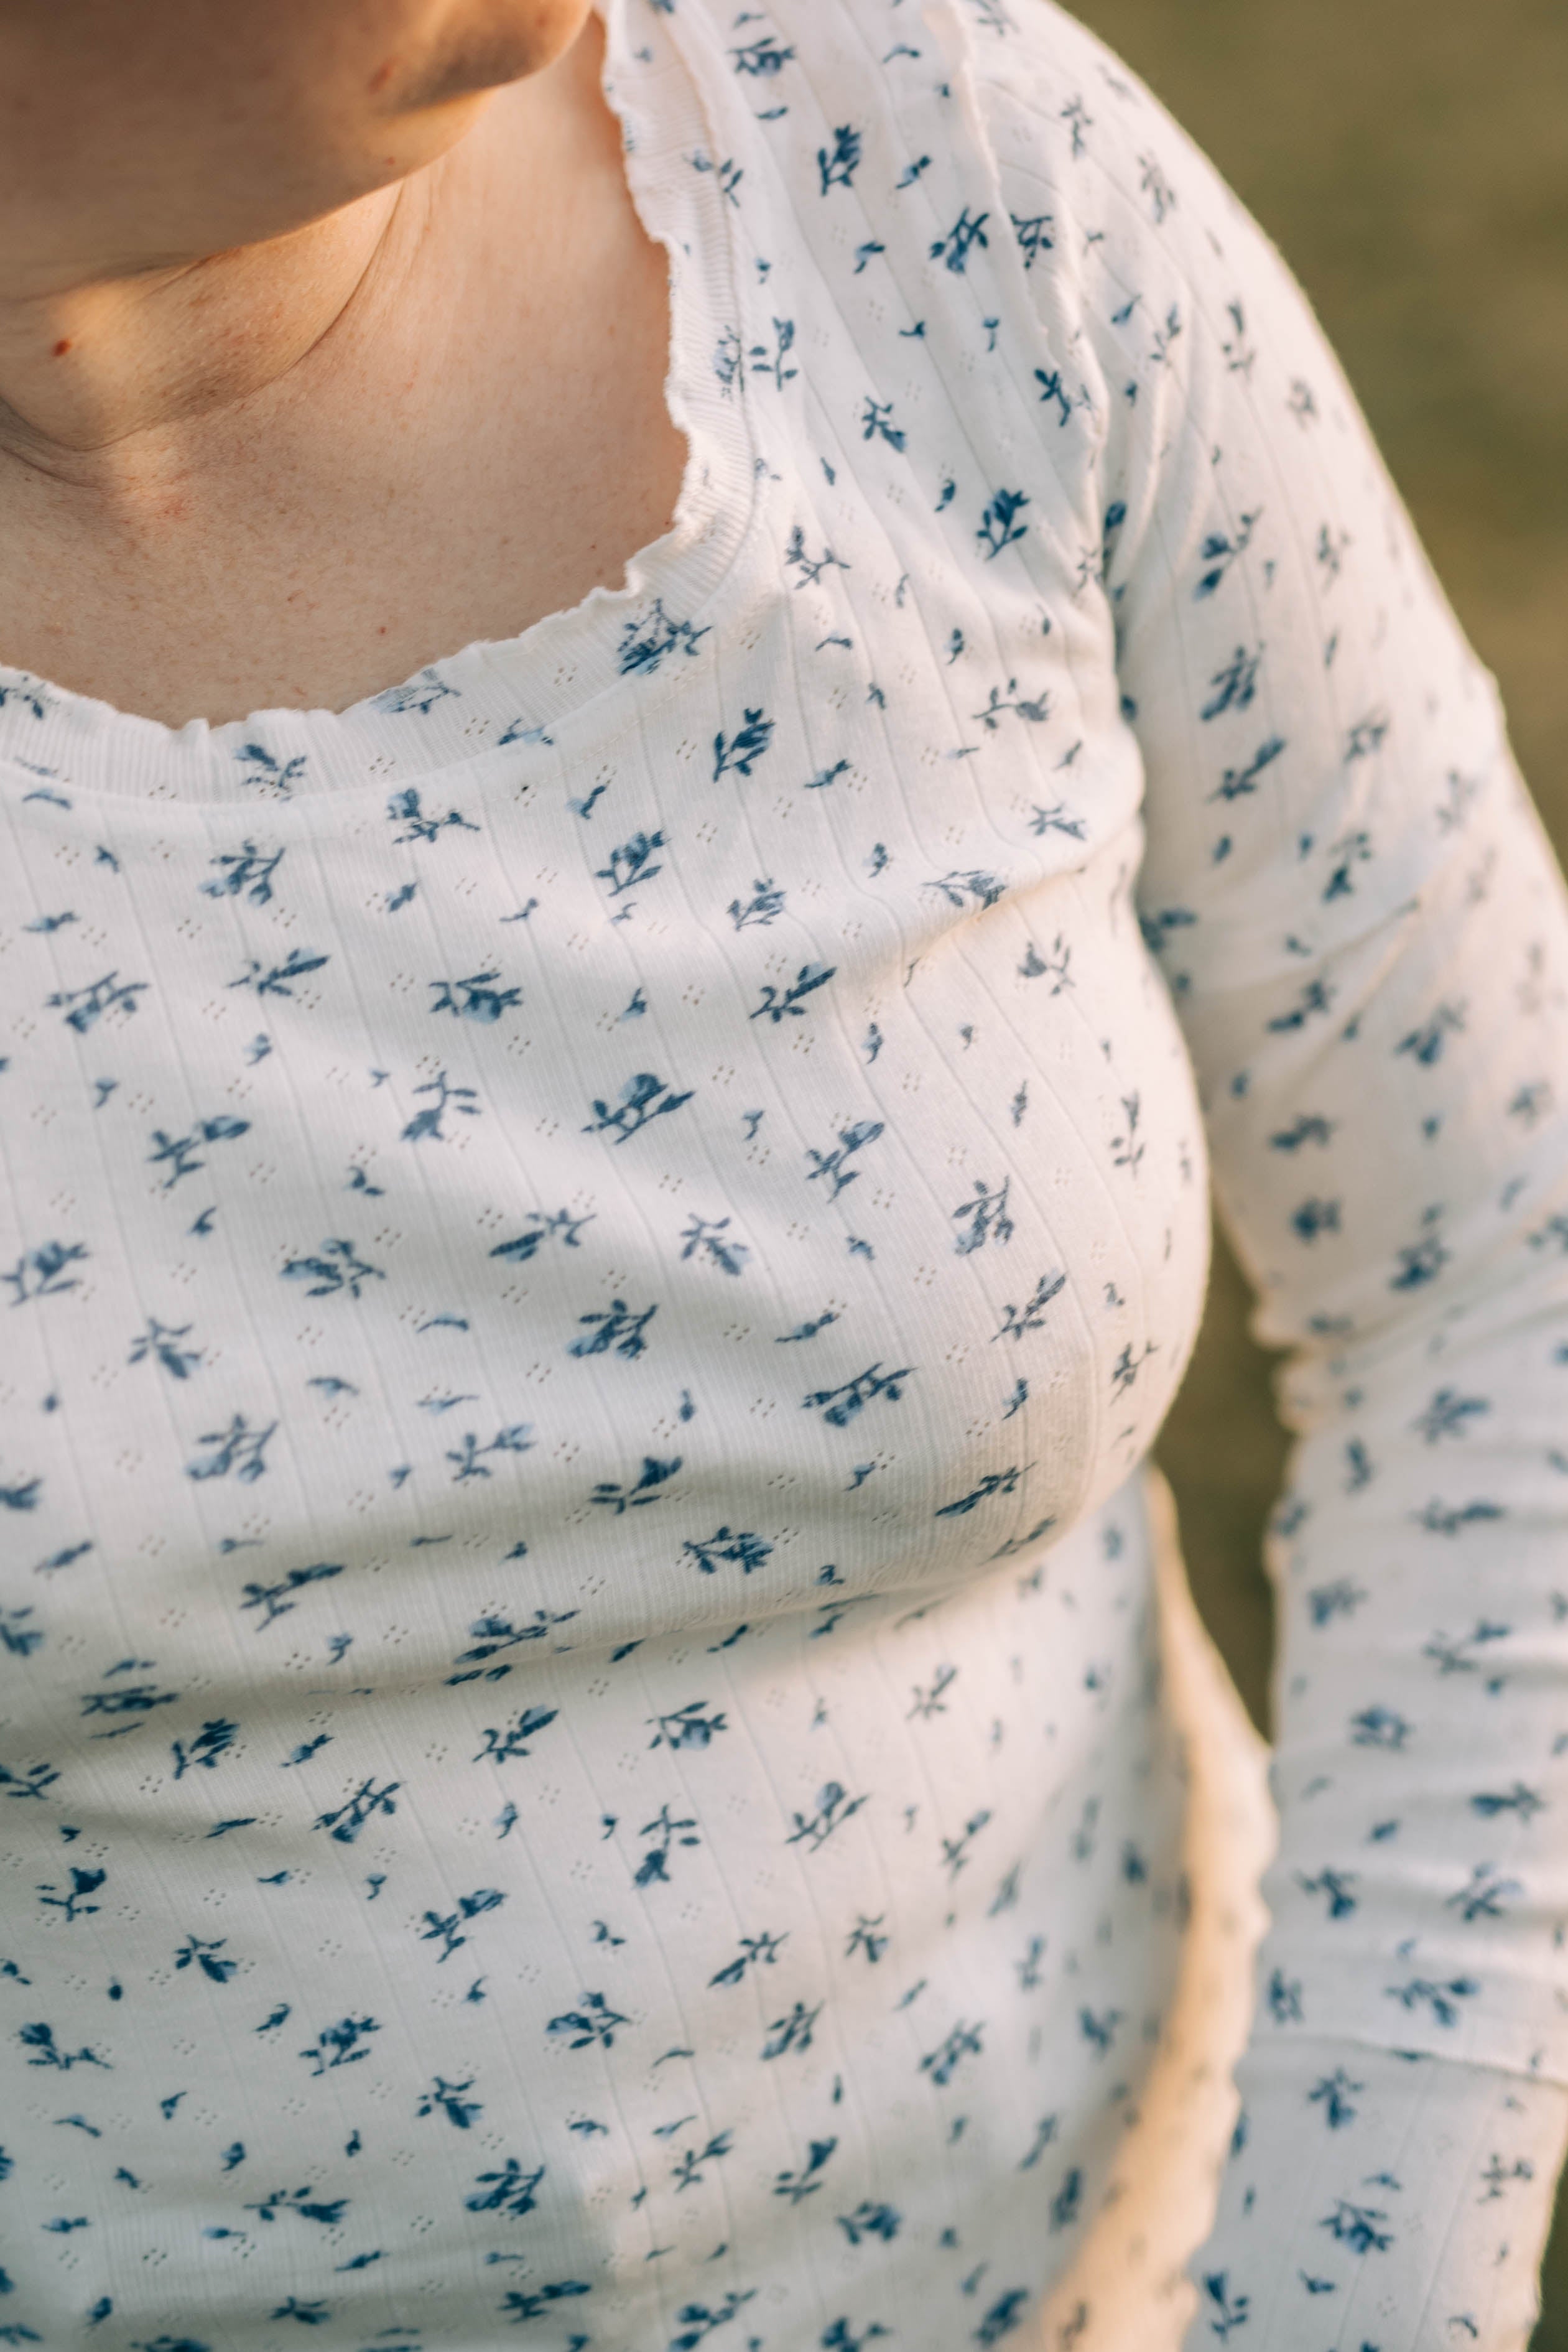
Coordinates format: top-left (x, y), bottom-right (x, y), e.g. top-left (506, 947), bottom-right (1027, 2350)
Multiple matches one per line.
top-left (0, 1), bottom-right (594, 300)
top-left (0, 0), bottom-right (688, 725)
top-left (0, 0), bottom-right (596, 448)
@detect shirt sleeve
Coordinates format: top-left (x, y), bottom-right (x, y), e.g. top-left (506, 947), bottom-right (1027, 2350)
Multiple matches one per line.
top-left (968, 2), bottom-right (1568, 2340)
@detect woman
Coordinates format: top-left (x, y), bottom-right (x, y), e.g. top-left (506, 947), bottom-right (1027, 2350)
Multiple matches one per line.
top-left (0, 1), bottom-right (1563, 2345)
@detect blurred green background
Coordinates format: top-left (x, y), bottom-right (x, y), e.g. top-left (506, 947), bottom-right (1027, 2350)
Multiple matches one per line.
top-left (1055, 0), bottom-right (1568, 2332)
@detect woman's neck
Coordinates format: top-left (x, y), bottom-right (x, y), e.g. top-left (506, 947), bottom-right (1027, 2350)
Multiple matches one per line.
top-left (0, 15), bottom-right (690, 728)
top-left (0, 16), bottom-right (600, 491)
top-left (0, 185), bottom-right (409, 481)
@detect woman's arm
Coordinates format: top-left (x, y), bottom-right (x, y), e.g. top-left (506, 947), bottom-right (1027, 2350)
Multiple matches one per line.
top-left (1197, 2035), bottom-right (1566, 2345)
top-left (968, 4), bottom-right (1568, 2339)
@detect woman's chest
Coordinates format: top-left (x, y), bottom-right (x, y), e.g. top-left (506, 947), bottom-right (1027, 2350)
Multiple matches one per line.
top-left (0, 115), bottom-right (687, 737)
top-left (4, 587), bottom-right (1211, 1668)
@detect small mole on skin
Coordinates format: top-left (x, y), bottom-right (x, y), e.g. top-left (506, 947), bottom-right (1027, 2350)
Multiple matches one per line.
top-left (52, 338), bottom-right (72, 358)
top-left (368, 57), bottom-right (397, 95)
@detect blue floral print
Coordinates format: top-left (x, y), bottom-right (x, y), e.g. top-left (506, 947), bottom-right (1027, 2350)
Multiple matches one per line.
top-left (1, 1), bottom-right (1567, 2348)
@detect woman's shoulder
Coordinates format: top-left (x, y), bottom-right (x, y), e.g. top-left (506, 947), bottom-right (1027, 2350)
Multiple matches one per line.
top-left (679, 0), bottom-right (1264, 292)
top-left (953, 1), bottom-right (1260, 256)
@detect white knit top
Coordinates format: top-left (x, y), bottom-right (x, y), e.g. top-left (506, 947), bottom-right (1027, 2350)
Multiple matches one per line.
top-left (3, 4), bottom-right (1567, 2348)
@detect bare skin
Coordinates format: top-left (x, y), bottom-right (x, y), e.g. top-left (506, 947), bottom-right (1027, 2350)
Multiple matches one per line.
top-left (0, 0), bottom-right (688, 727)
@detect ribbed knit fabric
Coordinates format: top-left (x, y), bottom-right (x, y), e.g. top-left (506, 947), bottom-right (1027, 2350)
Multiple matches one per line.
top-left (3, 4), bottom-right (1567, 2346)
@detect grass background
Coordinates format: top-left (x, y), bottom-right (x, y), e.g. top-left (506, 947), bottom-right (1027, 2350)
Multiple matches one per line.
top-left (1050, 0), bottom-right (1568, 2331)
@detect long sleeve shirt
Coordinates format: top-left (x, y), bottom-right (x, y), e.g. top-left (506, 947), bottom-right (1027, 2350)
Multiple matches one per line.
top-left (973, 13), bottom-right (1568, 2340)
top-left (2, 2), bottom-right (1566, 2346)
